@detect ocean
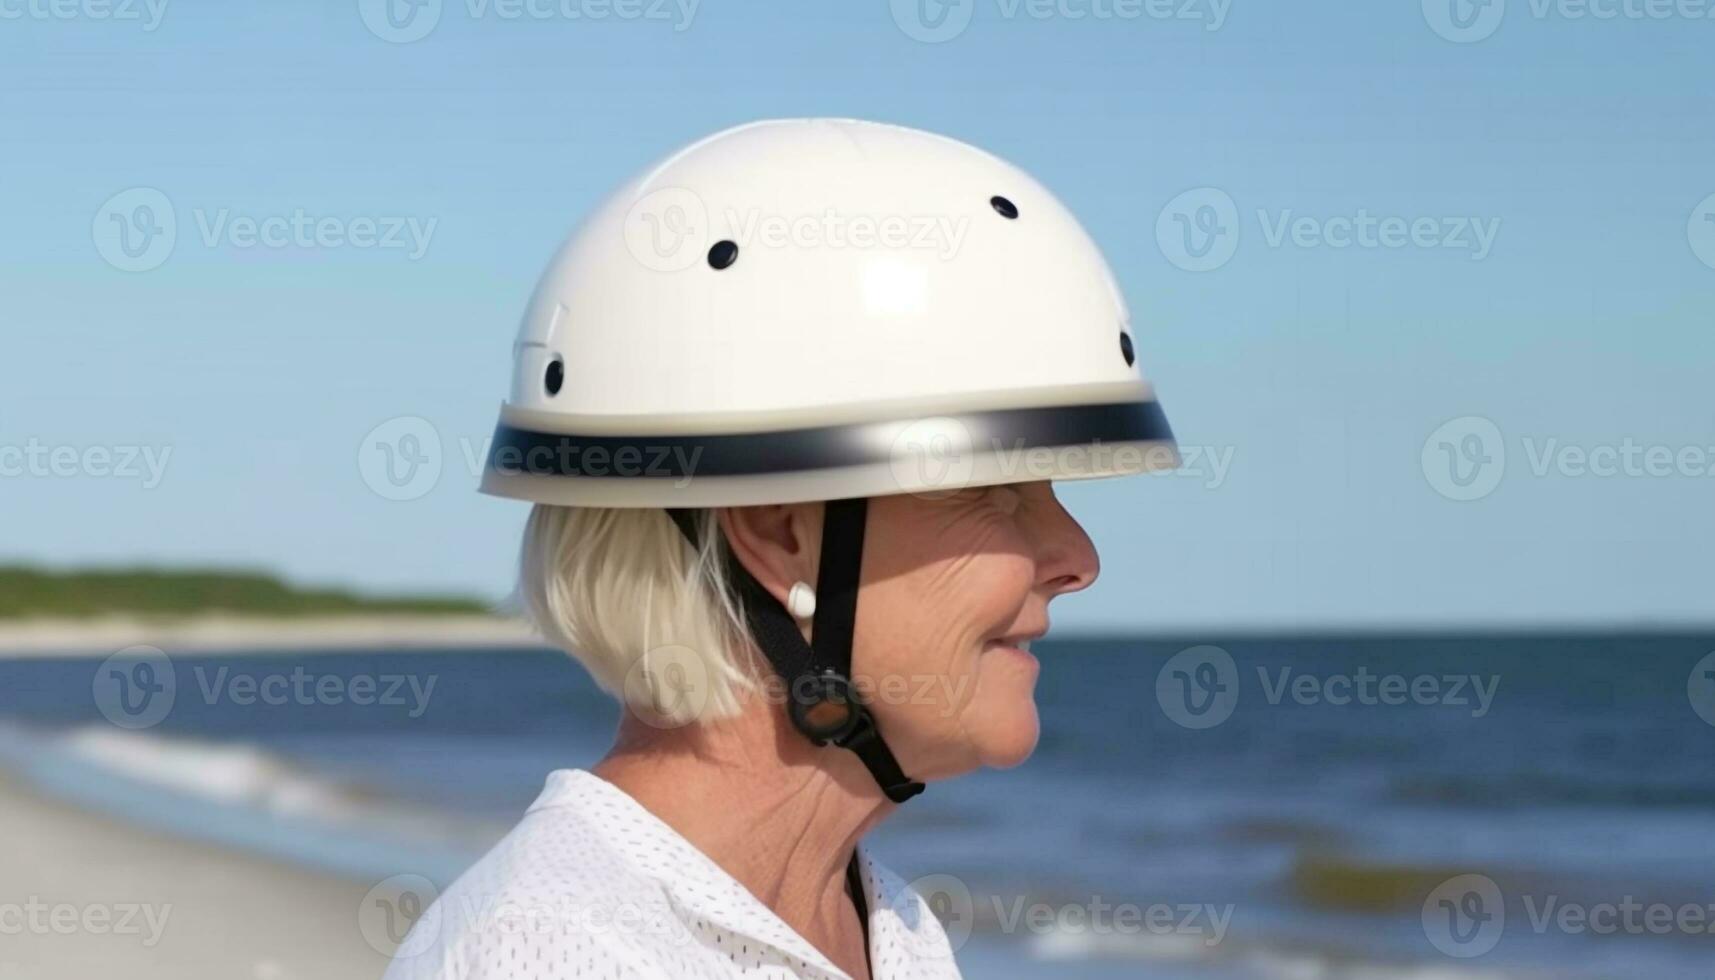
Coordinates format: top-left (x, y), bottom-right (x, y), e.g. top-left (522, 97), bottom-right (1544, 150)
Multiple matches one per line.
top-left (2, 633), bottom-right (1713, 979)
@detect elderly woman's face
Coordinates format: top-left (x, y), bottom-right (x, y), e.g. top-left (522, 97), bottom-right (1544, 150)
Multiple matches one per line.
top-left (855, 481), bottom-right (1099, 780)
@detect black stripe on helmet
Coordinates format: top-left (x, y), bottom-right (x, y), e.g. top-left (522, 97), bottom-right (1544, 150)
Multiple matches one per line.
top-left (486, 399), bottom-right (1173, 480)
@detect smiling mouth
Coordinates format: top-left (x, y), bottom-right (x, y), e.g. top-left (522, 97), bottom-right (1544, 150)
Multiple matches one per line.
top-left (983, 632), bottom-right (1044, 655)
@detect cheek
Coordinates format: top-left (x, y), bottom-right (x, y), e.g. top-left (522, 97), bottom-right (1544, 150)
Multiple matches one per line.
top-left (859, 550), bottom-right (1034, 679)
top-left (852, 551), bottom-right (1040, 775)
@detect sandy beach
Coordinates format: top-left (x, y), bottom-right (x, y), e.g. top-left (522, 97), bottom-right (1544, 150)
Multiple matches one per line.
top-left (0, 772), bottom-right (390, 980)
top-left (0, 614), bottom-right (546, 657)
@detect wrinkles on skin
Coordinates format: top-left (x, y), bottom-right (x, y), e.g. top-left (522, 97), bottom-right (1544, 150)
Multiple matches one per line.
top-left (597, 708), bottom-right (884, 974)
top-left (597, 479), bottom-right (1098, 977)
top-left (860, 485), bottom-right (1046, 777)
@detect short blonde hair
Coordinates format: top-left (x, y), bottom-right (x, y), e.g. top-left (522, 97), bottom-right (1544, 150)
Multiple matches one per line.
top-left (517, 505), bottom-right (760, 726)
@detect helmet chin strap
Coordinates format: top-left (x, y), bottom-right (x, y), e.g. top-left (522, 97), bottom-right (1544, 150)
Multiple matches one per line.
top-left (666, 500), bottom-right (925, 804)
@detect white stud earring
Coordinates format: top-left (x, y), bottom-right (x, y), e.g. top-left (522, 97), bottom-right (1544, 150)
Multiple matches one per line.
top-left (786, 581), bottom-right (817, 620)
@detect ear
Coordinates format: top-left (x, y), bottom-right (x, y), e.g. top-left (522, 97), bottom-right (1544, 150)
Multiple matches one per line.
top-left (716, 503), bottom-right (822, 611)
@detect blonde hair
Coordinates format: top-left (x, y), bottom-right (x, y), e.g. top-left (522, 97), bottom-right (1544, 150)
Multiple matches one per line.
top-left (517, 505), bottom-right (760, 726)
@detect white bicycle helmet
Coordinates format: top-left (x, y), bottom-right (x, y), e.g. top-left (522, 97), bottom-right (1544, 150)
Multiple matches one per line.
top-left (481, 118), bottom-right (1178, 802)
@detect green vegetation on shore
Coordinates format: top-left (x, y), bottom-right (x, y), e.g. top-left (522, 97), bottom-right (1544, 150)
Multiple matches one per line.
top-left (0, 566), bottom-right (490, 619)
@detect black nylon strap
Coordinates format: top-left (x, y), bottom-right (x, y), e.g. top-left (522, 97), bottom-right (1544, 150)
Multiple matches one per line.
top-left (663, 505), bottom-right (924, 804)
top-left (809, 497), bottom-right (866, 678)
top-left (846, 851), bottom-right (870, 958)
top-left (668, 508), bottom-right (815, 683)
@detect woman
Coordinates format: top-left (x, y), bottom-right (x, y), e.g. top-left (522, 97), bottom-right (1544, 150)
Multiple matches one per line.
top-left (387, 118), bottom-right (1177, 979)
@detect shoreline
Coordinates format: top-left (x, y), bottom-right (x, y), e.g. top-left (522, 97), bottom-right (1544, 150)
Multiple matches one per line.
top-left (0, 613), bottom-right (548, 657)
top-left (0, 770), bottom-right (393, 980)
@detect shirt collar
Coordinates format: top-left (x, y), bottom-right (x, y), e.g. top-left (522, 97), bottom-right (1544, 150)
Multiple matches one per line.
top-left (528, 769), bottom-right (960, 979)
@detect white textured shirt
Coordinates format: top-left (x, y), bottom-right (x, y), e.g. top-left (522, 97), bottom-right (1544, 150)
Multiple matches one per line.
top-left (383, 769), bottom-right (963, 980)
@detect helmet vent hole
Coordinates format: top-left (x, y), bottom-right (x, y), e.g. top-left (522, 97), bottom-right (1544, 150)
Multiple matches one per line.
top-left (989, 195), bottom-right (1019, 219)
top-left (544, 357), bottom-right (565, 396)
top-left (1119, 332), bottom-right (1135, 367)
top-left (707, 240), bottom-right (739, 269)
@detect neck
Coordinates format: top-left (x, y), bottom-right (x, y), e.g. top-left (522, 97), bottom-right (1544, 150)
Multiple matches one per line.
top-left (592, 694), bottom-right (892, 947)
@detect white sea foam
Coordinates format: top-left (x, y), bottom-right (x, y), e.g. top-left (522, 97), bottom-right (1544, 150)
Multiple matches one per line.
top-left (56, 725), bottom-right (367, 816)
top-left (1026, 924), bottom-right (1537, 980)
top-left (0, 722), bottom-right (493, 882)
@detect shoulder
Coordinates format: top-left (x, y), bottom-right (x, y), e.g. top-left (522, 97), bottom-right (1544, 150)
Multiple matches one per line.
top-left (381, 791), bottom-right (691, 980)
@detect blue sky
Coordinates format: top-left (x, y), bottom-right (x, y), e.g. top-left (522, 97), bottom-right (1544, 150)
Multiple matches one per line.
top-left (2, 1), bottom-right (1711, 630)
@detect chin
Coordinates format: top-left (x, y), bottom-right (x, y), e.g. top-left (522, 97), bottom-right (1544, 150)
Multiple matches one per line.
top-left (968, 647), bottom-right (1042, 768)
top-left (975, 703), bottom-right (1041, 770)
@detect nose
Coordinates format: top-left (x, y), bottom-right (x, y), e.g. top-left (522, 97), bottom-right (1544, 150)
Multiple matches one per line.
top-left (1026, 489), bottom-right (1100, 596)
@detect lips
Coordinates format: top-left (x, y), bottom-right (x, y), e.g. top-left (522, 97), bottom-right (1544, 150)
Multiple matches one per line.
top-left (983, 629), bottom-right (1046, 655)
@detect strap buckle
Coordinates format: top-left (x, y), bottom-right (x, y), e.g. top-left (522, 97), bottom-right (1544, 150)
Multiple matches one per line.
top-left (788, 669), bottom-right (866, 746)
